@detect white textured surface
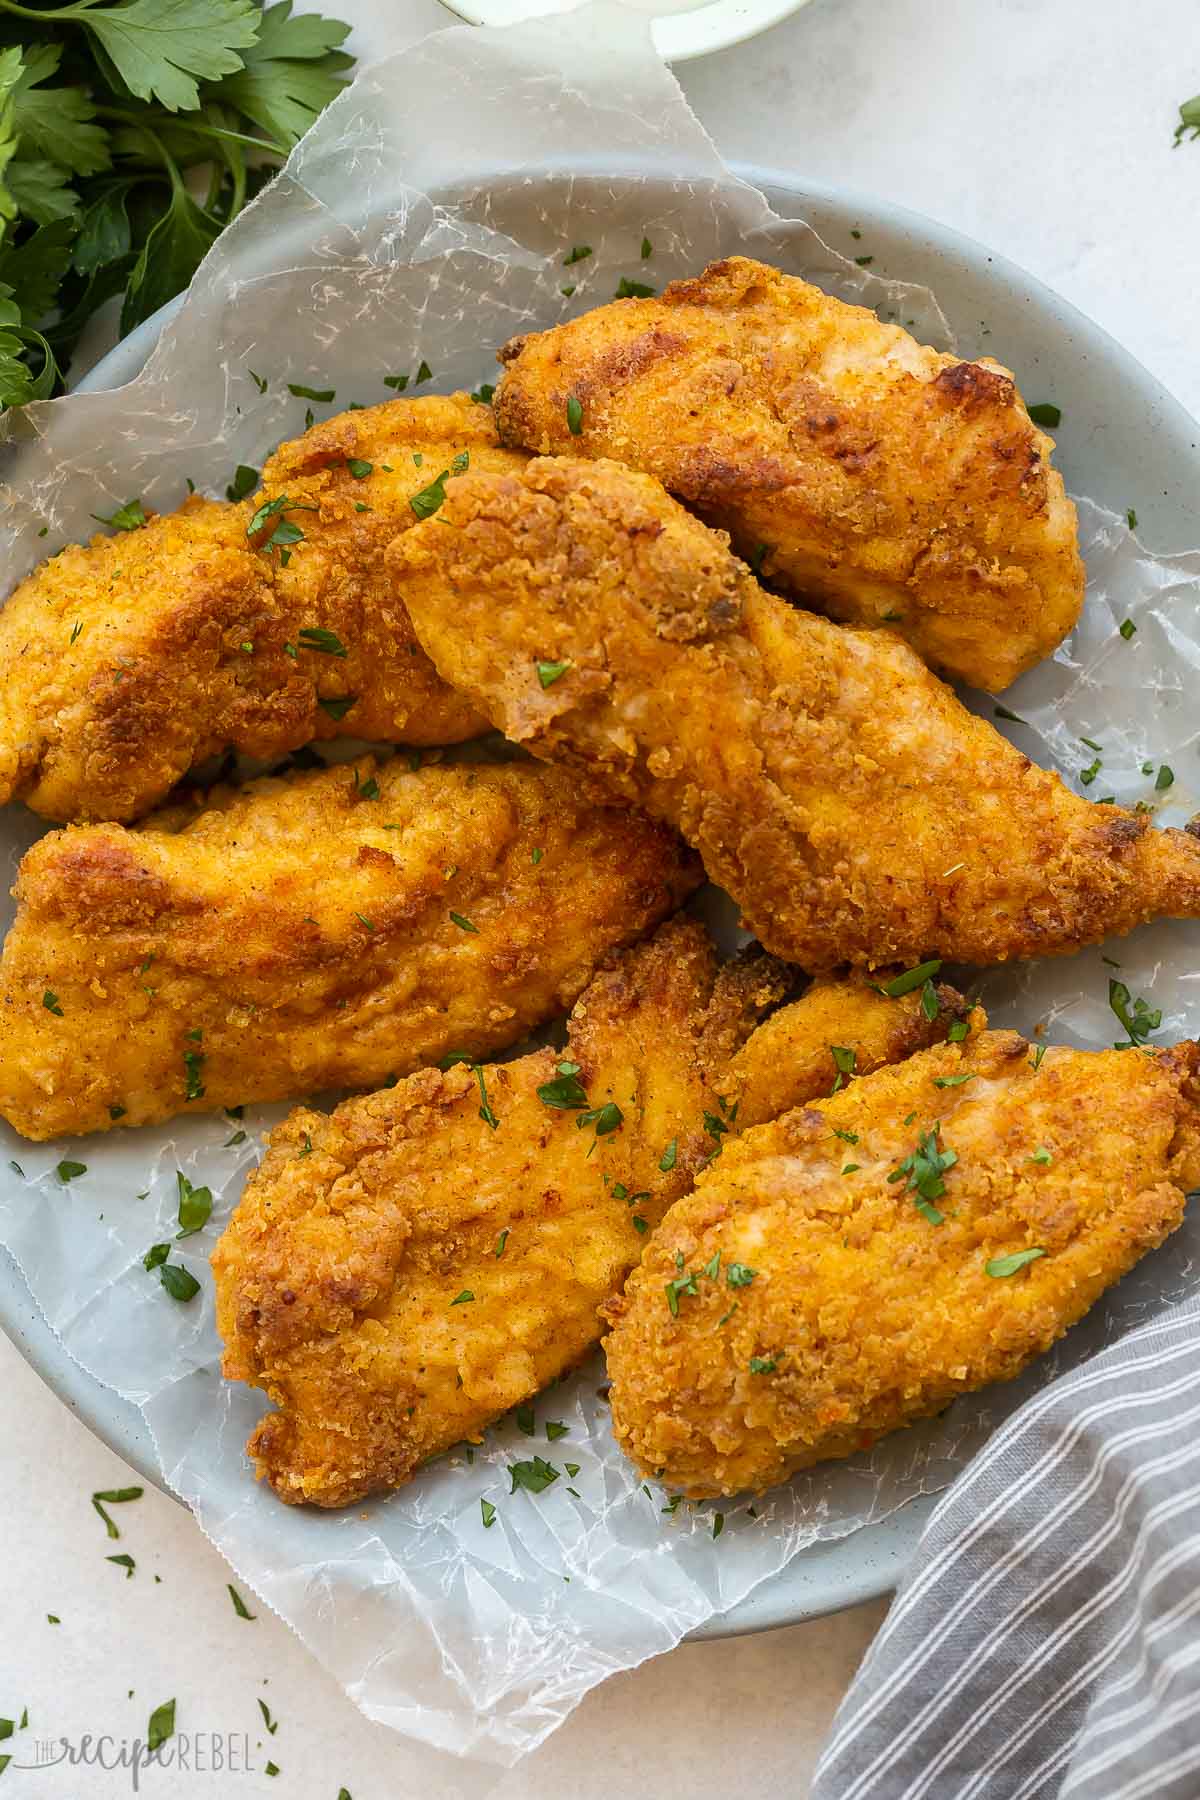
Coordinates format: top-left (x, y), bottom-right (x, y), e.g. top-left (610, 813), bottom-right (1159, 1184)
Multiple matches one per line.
top-left (2, 0), bottom-right (1197, 1793)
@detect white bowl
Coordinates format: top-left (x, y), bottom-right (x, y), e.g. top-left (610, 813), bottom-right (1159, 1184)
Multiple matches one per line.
top-left (438, 0), bottom-right (815, 63)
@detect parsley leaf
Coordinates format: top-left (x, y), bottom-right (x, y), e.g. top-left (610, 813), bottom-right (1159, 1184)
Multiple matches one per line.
top-left (986, 1247), bottom-right (1046, 1278)
top-left (1109, 978), bottom-right (1161, 1048)
top-left (887, 1125), bottom-right (956, 1225)
top-left (508, 1456), bottom-right (560, 1495)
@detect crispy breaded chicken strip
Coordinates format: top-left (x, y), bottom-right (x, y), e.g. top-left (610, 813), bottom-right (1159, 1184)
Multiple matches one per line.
top-left (0, 756), bottom-right (697, 1139)
top-left (604, 1029), bottom-right (1200, 1499)
top-left (213, 928), bottom-right (963, 1506)
top-left (0, 394), bottom-right (522, 822)
top-left (392, 457), bottom-right (1200, 972)
top-left (495, 256), bottom-right (1084, 692)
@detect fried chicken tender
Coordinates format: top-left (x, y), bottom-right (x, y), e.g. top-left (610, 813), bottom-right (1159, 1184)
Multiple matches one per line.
top-left (212, 929), bottom-right (963, 1507)
top-left (604, 1029), bottom-right (1200, 1498)
top-left (0, 756), bottom-right (697, 1139)
top-left (0, 394), bottom-right (524, 822)
top-left (495, 257), bottom-right (1084, 691)
top-left (391, 456), bottom-right (1200, 972)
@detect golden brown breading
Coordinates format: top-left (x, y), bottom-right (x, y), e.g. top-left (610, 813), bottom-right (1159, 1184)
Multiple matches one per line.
top-left (0, 756), bottom-right (698, 1139)
top-left (0, 394), bottom-right (523, 822)
top-left (392, 456), bottom-right (1200, 972)
top-left (495, 256), bottom-right (1083, 691)
top-left (604, 1030), bottom-right (1200, 1499)
top-left (213, 936), bottom-right (964, 1507)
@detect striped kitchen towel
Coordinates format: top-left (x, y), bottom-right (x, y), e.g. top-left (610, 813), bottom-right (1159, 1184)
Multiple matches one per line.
top-left (811, 1293), bottom-right (1200, 1800)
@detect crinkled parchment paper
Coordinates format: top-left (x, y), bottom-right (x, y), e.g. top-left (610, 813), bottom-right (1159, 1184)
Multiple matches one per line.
top-left (1, 3), bottom-right (1200, 1767)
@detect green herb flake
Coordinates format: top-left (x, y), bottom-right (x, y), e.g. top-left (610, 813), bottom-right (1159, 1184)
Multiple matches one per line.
top-left (546, 1421), bottom-right (570, 1441)
top-left (228, 1583), bottom-right (255, 1619)
top-left (1156, 764), bottom-right (1175, 791)
top-left (887, 1126), bottom-right (956, 1226)
top-left (725, 1262), bottom-right (756, 1289)
top-left (1028, 402), bottom-right (1062, 428)
top-left (147, 1700), bottom-right (175, 1754)
top-left (537, 657), bottom-right (572, 687)
top-left (1127, 508), bottom-right (1139, 530)
top-left (615, 277), bottom-right (655, 299)
top-left (660, 1138), bottom-right (677, 1172)
top-left (538, 1065), bottom-right (590, 1110)
top-left (1079, 757), bottom-right (1102, 786)
top-left (749, 1355), bottom-right (777, 1374)
top-left (176, 1170), bottom-right (213, 1237)
top-left (508, 1456), bottom-right (560, 1495)
top-left (854, 254), bottom-right (874, 267)
top-left (993, 704), bottom-right (1026, 724)
top-left (92, 498), bottom-right (147, 532)
top-left (665, 1266), bottom-right (700, 1316)
top-left (1027, 1146), bottom-right (1053, 1165)
top-left (226, 464), bottom-right (259, 502)
top-left (986, 1247), bottom-right (1047, 1278)
top-left (1119, 618), bottom-right (1137, 640)
top-left (933, 1072), bottom-right (975, 1089)
top-left (42, 989), bottom-right (63, 1016)
top-left (450, 1289), bottom-right (475, 1306)
top-left (471, 384), bottom-right (496, 405)
top-left (298, 626), bottom-right (348, 657)
top-left (641, 235), bottom-right (653, 259)
top-left (481, 1498), bottom-right (497, 1529)
top-left (288, 382), bottom-right (335, 402)
top-left (56, 1159), bottom-right (86, 1183)
top-left (563, 244), bottom-right (592, 265)
top-left (449, 911), bottom-right (479, 933)
top-left (1109, 978), bottom-right (1162, 1048)
top-left (91, 1485), bottom-right (143, 1539)
top-left (883, 959), bottom-right (943, 997)
top-left (947, 1020), bottom-right (971, 1043)
top-left (318, 694), bottom-right (357, 722)
top-left (566, 395), bottom-right (583, 435)
top-left (712, 1511), bottom-right (725, 1539)
top-left (495, 1228), bottom-right (509, 1258)
top-left (160, 1263), bottom-right (201, 1302)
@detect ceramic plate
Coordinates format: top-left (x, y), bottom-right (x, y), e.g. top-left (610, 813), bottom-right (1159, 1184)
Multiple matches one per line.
top-left (2, 166), bottom-right (1197, 1639)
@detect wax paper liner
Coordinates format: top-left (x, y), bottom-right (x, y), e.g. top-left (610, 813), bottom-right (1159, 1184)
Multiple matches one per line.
top-left (1, 3), bottom-right (1199, 1768)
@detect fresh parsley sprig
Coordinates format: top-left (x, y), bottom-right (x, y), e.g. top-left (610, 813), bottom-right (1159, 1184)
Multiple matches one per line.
top-left (0, 0), bottom-right (355, 408)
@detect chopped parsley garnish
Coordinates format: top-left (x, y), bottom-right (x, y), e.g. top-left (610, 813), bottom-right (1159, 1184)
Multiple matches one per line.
top-left (176, 1171), bottom-right (212, 1237)
top-left (1079, 757), bottom-right (1101, 786)
top-left (318, 694), bottom-right (357, 721)
top-left (537, 1061), bottom-right (589, 1110)
top-left (986, 1247), bottom-right (1046, 1278)
top-left (515, 1403), bottom-right (536, 1435)
top-left (415, 361), bottom-right (433, 386)
top-left (1109, 978), bottom-right (1161, 1048)
top-left (450, 1290), bottom-right (474, 1306)
top-left (537, 658), bottom-right (572, 687)
top-left (259, 1699), bottom-right (277, 1734)
top-left (508, 1456), bottom-right (560, 1494)
top-left (615, 277), bottom-right (655, 299)
top-left (56, 1160), bottom-right (86, 1183)
top-left (144, 1242), bottom-right (170, 1270)
top-left (561, 284), bottom-right (576, 298)
top-left (933, 1072), bottom-right (974, 1089)
top-left (481, 1498), bottom-right (497, 1528)
top-left (920, 979), bottom-right (940, 1022)
top-left (111, 1104), bottom-right (127, 1120)
top-left (993, 704), bottom-right (1026, 724)
top-left (471, 384), bottom-right (496, 405)
top-left (665, 1264), bottom-right (700, 1316)
top-left (1127, 508), bottom-right (1139, 529)
top-left (70, 620), bottom-right (84, 644)
top-left (854, 254), bottom-right (874, 267)
top-left (409, 452), bottom-right (470, 521)
top-left (566, 396), bottom-right (583, 435)
top-left (449, 911), bottom-right (478, 933)
top-left (660, 1138), bottom-right (677, 1172)
top-left (887, 1126), bottom-right (956, 1225)
top-left (748, 1355), bottom-right (778, 1374)
top-left (147, 1700), bottom-right (175, 1754)
top-left (832, 1126), bottom-right (859, 1145)
top-left (829, 1044), bottom-right (856, 1094)
top-left (1030, 1044), bottom-right (1047, 1071)
top-left (91, 1486), bottom-right (143, 1539)
top-left (383, 373), bottom-right (409, 391)
top-left (1027, 1146), bottom-right (1052, 1165)
top-left (495, 1229), bottom-right (509, 1258)
top-left (287, 382), bottom-right (334, 402)
top-left (531, 847), bottom-right (544, 866)
top-left (563, 244), bottom-right (592, 265)
top-left (228, 1584), bottom-right (255, 1619)
top-left (1119, 618), bottom-right (1136, 640)
top-left (546, 1421), bottom-right (570, 1441)
top-left (347, 458), bottom-right (373, 479)
top-left (183, 1035), bottom-right (206, 1102)
top-left (1156, 765), bottom-right (1175, 791)
top-left (42, 990), bottom-right (63, 1016)
top-left (641, 236), bottom-right (653, 259)
top-left (159, 1263), bottom-right (201, 1302)
top-left (298, 626), bottom-right (347, 657)
top-left (92, 498), bottom-right (147, 532)
top-left (246, 493), bottom-right (316, 558)
top-left (578, 1101), bottom-right (623, 1136)
top-left (352, 769), bottom-right (379, 800)
top-left (1028, 402), bottom-right (1061, 428)
top-left (841, 1163), bottom-right (860, 1175)
top-left (227, 464), bottom-right (259, 502)
top-left (883, 959), bottom-right (942, 997)
top-left (712, 1512), bottom-right (725, 1539)
top-left (726, 1262), bottom-right (757, 1287)
top-left (947, 1020), bottom-right (970, 1042)
top-left (107, 1554), bottom-right (135, 1578)
top-left (249, 371), bottom-right (268, 395)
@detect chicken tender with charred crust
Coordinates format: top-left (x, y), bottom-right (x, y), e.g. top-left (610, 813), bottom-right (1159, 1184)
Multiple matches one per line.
top-left (495, 256), bottom-right (1083, 691)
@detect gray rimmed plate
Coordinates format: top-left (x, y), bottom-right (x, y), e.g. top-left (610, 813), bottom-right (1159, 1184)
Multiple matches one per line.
top-left (2, 165), bottom-right (1197, 1640)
